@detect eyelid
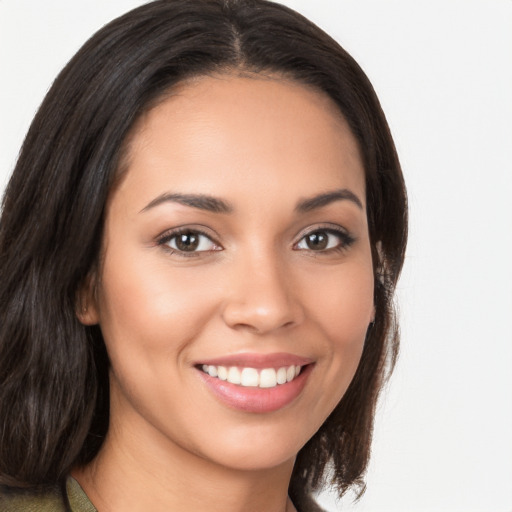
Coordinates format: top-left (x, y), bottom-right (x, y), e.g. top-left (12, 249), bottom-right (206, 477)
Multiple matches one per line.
top-left (156, 225), bottom-right (223, 256)
top-left (293, 223), bottom-right (356, 252)
top-left (154, 223), bottom-right (355, 257)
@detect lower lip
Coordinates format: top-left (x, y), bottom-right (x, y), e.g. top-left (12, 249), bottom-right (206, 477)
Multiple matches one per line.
top-left (197, 365), bottom-right (313, 413)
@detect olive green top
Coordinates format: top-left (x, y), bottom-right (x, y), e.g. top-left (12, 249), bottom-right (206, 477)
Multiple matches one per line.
top-left (0, 478), bottom-right (317, 512)
top-left (0, 477), bottom-right (96, 512)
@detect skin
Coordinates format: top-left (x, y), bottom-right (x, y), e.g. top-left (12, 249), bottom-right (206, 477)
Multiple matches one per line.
top-left (75, 74), bottom-right (375, 512)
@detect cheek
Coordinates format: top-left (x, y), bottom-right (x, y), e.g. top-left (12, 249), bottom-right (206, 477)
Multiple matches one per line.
top-left (94, 256), bottom-right (223, 433)
top-left (304, 259), bottom-right (374, 410)
top-left (311, 261), bottom-right (374, 345)
top-left (96, 254), bottom-right (219, 363)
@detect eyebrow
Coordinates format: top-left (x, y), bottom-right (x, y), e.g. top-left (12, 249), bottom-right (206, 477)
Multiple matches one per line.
top-left (140, 188), bottom-right (363, 215)
top-left (140, 193), bottom-right (233, 214)
top-left (295, 188), bottom-right (364, 212)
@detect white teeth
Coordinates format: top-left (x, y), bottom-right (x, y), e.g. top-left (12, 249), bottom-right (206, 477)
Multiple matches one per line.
top-left (201, 364), bottom-right (305, 388)
top-left (240, 368), bottom-right (259, 387)
top-left (276, 367), bottom-right (287, 385)
top-left (227, 366), bottom-right (241, 384)
top-left (217, 366), bottom-right (228, 380)
top-left (259, 368), bottom-right (277, 388)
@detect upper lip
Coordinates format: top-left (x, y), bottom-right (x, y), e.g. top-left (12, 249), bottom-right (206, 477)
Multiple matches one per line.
top-left (196, 352), bottom-right (314, 369)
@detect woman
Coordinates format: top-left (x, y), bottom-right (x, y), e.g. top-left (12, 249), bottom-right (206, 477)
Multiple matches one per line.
top-left (0, 0), bottom-right (407, 510)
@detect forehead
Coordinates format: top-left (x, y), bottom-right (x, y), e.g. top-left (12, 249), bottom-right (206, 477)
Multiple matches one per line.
top-left (116, 74), bottom-right (365, 211)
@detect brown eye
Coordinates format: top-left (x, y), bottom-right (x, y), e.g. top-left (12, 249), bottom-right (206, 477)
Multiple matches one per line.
top-left (175, 232), bottom-right (200, 251)
top-left (304, 232), bottom-right (328, 250)
top-left (163, 230), bottom-right (219, 253)
top-left (295, 228), bottom-right (354, 252)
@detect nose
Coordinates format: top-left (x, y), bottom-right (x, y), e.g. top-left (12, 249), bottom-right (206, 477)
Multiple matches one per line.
top-left (221, 252), bottom-right (304, 335)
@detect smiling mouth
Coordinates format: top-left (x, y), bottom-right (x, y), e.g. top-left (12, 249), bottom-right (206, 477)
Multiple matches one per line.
top-left (199, 364), bottom-right (304, 389)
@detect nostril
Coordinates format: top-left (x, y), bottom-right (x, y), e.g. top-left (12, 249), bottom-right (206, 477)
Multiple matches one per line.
top-left (221, 300), bottom-right (304, 335)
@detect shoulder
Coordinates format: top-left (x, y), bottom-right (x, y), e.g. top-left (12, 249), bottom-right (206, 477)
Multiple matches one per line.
top-left (0, 477), bottom-right (96, 512)
top-left (0, 484), bottom-right (67, 512)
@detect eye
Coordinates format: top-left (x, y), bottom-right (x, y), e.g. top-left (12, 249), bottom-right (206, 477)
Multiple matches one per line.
top-left (159, 229), bottom-right (220, 254)
top-left (295, 228), bottom-right (354, 252)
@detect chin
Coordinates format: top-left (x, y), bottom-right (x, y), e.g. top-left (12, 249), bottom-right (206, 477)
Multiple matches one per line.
top-left (188, 416), bottom-right (320, 473)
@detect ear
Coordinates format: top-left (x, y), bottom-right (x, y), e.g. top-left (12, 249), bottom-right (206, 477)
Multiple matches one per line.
top-left (76, 273), bottom-right (100, 325)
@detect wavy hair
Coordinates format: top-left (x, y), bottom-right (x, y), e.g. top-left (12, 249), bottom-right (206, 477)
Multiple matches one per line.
top-left (0, 1), bottom-right (407, 509)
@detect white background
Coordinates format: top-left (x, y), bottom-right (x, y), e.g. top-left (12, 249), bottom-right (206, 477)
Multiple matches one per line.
top-left (1, 1), bottom-right (511, 511)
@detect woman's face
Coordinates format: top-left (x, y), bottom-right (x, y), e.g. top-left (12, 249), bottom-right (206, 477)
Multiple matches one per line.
top-left (84, 75), bottom-right (374, 471)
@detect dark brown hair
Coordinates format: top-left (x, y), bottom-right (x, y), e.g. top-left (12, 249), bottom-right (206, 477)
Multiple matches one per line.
top-left (0, 0), bottom-right (407, 509)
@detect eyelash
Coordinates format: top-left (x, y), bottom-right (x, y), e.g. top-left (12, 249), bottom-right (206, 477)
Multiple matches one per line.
top-left (293, 226), bottom-right (356, 255)
top-left (156, 225), bottom-right (355, 257)
top-left (157, 228), bottom-right (221, 258)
